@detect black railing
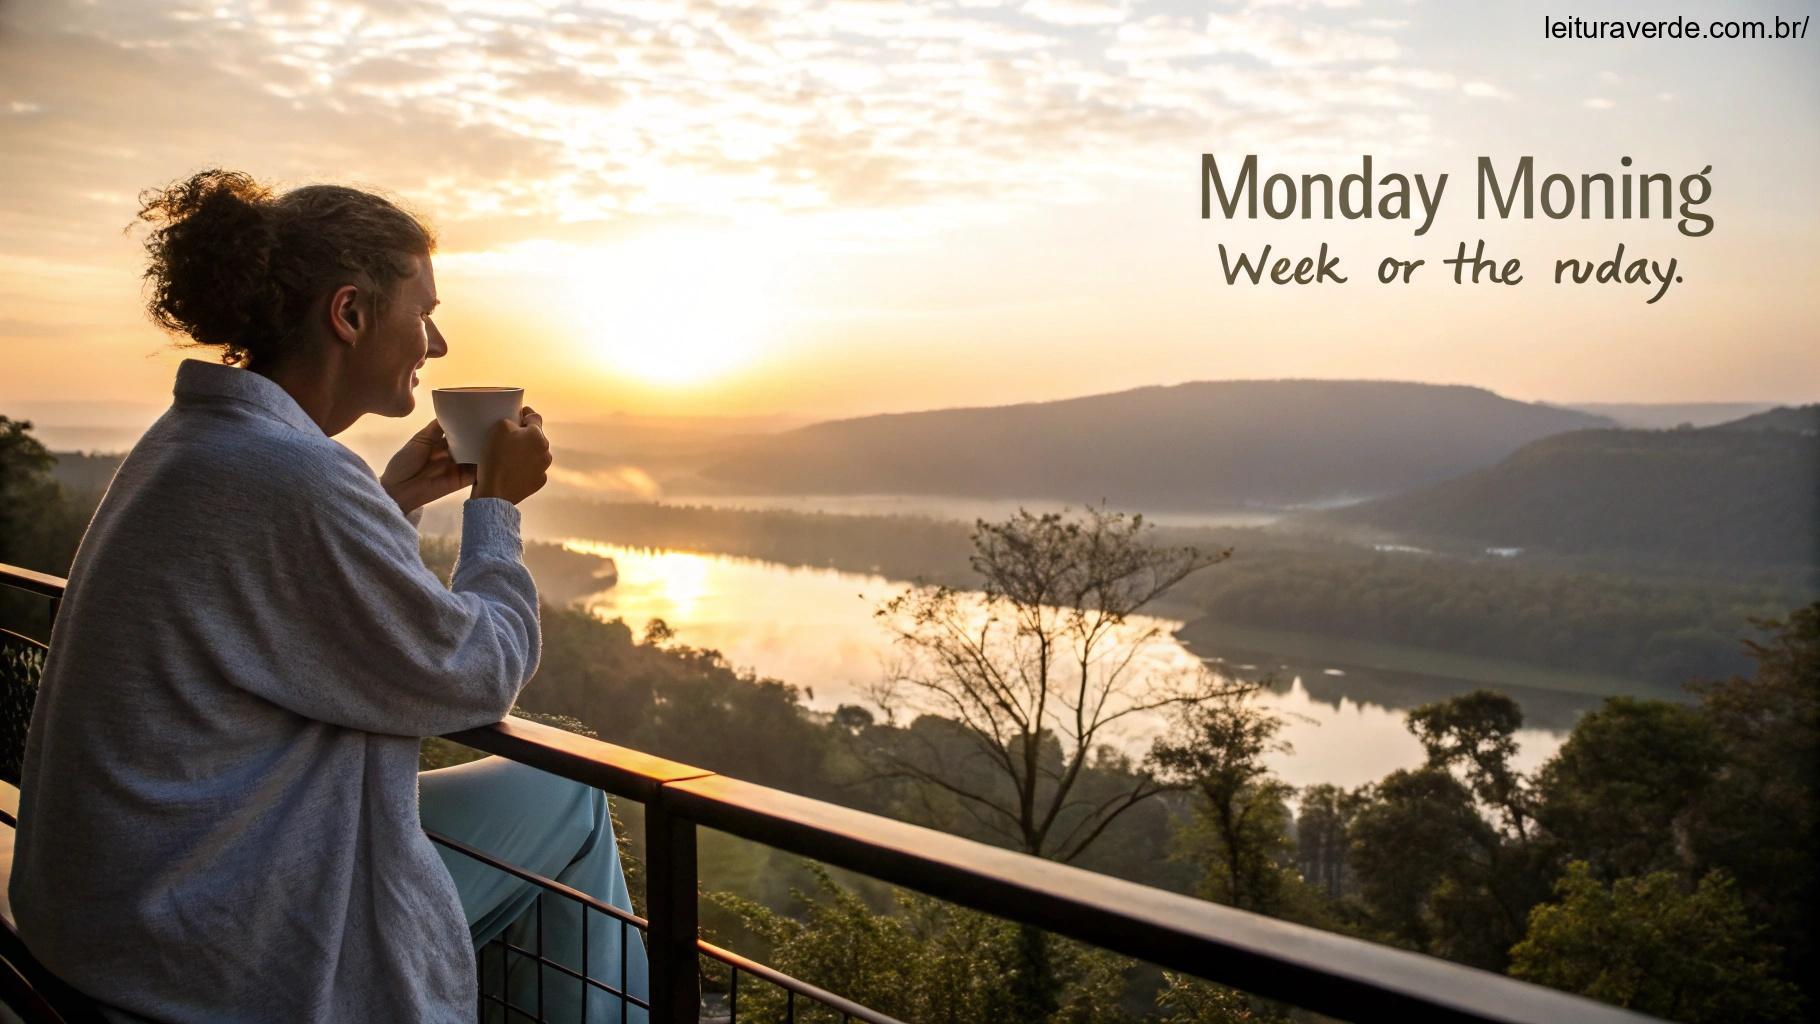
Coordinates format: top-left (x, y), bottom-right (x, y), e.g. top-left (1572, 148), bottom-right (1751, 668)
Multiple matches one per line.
top-left (421, 828), bottom-right (651, 1022)
top-left (0, 562), bottom-right (1665, 1024)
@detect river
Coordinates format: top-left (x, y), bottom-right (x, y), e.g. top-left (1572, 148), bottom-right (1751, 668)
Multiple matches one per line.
top-left (559, 539), bottom-right (1589, 791)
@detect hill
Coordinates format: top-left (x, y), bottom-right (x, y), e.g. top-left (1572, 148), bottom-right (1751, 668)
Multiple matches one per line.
top-left (1321, 427), bottom-right (1820, 570)
top-left (1708, 404), bottom-right (1820, 436)
top-left (697, 380), bottom-right (1610, 510)
top-left (1562, 401), bottom-right (1775, 429)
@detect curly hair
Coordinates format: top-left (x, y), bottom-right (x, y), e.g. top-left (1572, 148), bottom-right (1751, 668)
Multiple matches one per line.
top-left (132, 169), bottom-right (437, 367)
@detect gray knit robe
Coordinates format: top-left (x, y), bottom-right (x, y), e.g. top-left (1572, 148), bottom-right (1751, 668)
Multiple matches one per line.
top-left (9, 359), bottom-right (540, 1022)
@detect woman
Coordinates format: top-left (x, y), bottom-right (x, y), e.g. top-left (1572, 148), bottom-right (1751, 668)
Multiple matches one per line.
top-left (7, 170), bottom-right (647, 1022)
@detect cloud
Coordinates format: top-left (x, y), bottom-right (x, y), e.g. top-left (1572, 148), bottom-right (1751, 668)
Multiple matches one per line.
top-left (1200, 11), bottom-right (1399, 67)
top-left (1582, 97), bottom-right (1615, 110)
top-left (1364, 67), bottom-right (1455, 90)
top-left (0, 0), bottom-right (1482, 264)
top-left (1020, 0), bottom-right (1128, 27)
top-left (1245, 0), bottom-right (1364, 8)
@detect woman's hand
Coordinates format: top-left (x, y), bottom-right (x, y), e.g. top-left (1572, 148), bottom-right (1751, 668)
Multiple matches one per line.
top-left (380, 419), bottom-right (476, 517)
top-left (472, 406), bottom-right (551, 505)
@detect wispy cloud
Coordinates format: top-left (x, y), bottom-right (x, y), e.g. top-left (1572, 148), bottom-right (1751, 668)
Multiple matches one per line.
top-left (0, 0), bottom-right (1473, 261)
top-left (1020, 0), bottom-right (1129, 27)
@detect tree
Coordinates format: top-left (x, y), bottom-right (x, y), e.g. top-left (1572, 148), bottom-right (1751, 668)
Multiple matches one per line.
top-left (865, 504), bottom-right (1232, 1019)
top-left (1155, 973), bottom-right (1288, 1024)
top-left (0, 416), bottom-right (58, 567)
top-left (0, 416), bottom-right (92, 577)
top-left (1346, 769), bottom-right (1491, 947)
top-left (865, 504), bottom-right (1234, 862)
top-left (1407, 690), bottom-right (1532, 839)
top-left (0, 417), bottom-right (93, 638)
top-left (1151, 688), bottom-right (1295, 912)
top-left (1510, 862), bottom-right (1800, 1024)
top-left (1293, 784), bottom-right (1359, 901)
top-left (1378, 692), bottom-right (1556, 967)
top-left (1532, 697), bottom-right (1720, 879)
top-left (1345, 764), bottom-right (1540, 969)
top-left (1685, 603), bottom-right (1819, 1003)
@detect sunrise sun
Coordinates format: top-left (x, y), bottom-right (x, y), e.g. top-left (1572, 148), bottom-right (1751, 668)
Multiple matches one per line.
top-left (564, 228), bottom-right (779, 387)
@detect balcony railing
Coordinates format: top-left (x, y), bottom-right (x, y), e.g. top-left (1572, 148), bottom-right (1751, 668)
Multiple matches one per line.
top-left (0, 562), bottom-right (1664, 1024)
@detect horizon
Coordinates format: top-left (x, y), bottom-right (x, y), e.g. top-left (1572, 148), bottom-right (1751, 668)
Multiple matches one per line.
top-left (2, 373), bottom-right (1802, 467)
top-left (1, 371), bottom-right (1808, 434)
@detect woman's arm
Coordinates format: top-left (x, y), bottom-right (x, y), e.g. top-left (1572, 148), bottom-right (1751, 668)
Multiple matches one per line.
top-left (216, 441), bottom-right (542, 737)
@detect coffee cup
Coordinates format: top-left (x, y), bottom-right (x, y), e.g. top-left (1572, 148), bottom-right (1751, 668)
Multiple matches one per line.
top-left (432, 386), bottom-right (525, 465)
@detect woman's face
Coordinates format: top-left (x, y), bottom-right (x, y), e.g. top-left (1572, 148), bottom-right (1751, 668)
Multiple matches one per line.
top-left (361, 253), bottom-right (447, 417)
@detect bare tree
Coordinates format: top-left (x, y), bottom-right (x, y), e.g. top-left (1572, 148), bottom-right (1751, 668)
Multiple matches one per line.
top-left (865, 503), bottom-right (1241, 863)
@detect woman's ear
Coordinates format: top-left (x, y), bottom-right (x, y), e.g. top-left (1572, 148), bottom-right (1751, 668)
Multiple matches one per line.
top-left (328, 284), bottom-right (363, 345)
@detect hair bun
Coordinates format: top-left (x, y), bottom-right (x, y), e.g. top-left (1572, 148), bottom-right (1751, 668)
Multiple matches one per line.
top-left (135, 169), bottom-right (283, 364)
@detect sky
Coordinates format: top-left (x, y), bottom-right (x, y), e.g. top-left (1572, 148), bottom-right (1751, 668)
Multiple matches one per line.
top-left (2, 0), bottom-right (1816, 425)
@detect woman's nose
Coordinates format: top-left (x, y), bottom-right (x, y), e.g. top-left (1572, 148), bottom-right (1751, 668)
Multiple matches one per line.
top-left (426, 318), bottom-right (448, 358)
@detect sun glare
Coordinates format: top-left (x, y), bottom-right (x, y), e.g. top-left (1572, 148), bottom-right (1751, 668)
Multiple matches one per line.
top-left (561, 228), bottom-right (780, 387)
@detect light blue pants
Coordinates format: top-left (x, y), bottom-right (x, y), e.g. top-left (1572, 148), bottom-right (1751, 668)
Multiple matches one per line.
top-left (419, 757), bottom-right (651, 1024)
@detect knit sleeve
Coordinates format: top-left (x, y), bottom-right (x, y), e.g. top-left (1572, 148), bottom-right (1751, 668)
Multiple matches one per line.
top-left (220, 445), bottom-right (541, 737)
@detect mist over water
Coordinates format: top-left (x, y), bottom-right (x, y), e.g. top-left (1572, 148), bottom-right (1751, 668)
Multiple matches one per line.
top-left (650, 491), bottom-right (1287, 529)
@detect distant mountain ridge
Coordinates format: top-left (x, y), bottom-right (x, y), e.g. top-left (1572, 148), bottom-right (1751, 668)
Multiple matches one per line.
top-left (1322, 423), bottom-right (1819, 570)
top-left (698, 380), bottom-right (1613, 510)
top-left (1561, 401), bottom-right (1778, 430)
top-left (1709, 404), bottom-right (1820, 436)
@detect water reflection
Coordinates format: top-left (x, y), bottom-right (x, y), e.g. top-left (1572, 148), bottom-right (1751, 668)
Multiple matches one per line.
top-left (1194, 650), bottom-right (1600, 733)
top-left (560, 539), bottom-right (1581, 790)
top-left (565, 538), bottom-right (903, 706)
top-left (1248, 676), bottom-right (1568, 790)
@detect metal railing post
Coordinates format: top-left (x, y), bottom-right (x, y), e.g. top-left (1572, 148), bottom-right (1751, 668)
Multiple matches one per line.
top-left (645, 790), bottom-right (699, 1023)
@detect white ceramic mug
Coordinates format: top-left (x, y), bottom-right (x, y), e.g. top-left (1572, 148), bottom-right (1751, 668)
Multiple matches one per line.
top-left (431, 386), bottom-right (525, 465)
